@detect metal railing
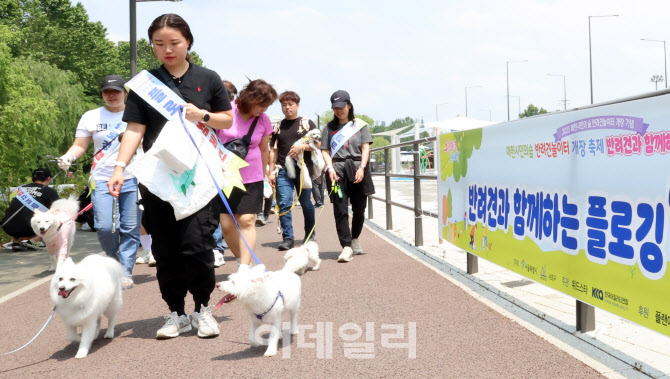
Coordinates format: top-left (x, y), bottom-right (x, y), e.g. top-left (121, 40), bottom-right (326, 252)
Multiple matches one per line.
top-left (367, 136), bottom-right (438, 247)
top-left (366, 134), bottom-right (591, 332)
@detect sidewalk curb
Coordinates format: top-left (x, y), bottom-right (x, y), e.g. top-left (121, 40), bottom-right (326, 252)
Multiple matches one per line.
top-left (362, 218), bottom-right (656, 379)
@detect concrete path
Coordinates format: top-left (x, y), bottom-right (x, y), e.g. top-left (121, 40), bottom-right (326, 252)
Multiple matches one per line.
top-left (0, 205), bottom-right (602, 378)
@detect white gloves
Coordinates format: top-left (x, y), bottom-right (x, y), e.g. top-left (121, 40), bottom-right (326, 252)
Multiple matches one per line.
top-left (58, 152), bottom-right (76, 171)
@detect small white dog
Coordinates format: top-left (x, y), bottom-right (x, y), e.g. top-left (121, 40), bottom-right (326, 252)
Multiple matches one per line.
top-left (31, 196), bottom-right (79, 271)
top-left (217, 264), bottom-right (301, 356)
top-left (50, 255), bottom-right (125, 358)
top-left (284, 128), bottom-right (325, 182)
top-left (283, 241), bottom-right (321, 275)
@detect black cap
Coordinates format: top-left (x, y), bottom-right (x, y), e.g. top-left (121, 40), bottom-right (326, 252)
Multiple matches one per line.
top-left (330, 90), bottom-right (350, 108)
top-left (100, 75), bottom-right (126, 92)
top-left (32, 168), bottom-right (51, 182)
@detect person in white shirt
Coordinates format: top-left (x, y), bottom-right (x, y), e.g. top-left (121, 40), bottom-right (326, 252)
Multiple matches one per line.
top-left (59, 75), bottom-right (140, 290)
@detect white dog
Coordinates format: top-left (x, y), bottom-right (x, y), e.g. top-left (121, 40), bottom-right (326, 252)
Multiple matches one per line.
top-left (284, 128), bottom-right (325, 182)
top-left (31, 196), bottom-right (79, 271)
top-left (283, 241), bottom-right (321, 275)
top-left (217, 264), bottom-right (301, 356)
top-left (50, 255), bottom-right (125, 358)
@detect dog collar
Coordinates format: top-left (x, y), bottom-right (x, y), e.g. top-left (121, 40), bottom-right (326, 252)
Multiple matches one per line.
top-left (255, 291), bottom-right (284, 321)
top-left (55, 221), bottom-right (64, 232)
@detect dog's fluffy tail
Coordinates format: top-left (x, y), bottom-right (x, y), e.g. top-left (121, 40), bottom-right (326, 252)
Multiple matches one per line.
top-left (285, 157), bottom-right (297, 179)
top-left (50, 195), bottom-right (80, 217)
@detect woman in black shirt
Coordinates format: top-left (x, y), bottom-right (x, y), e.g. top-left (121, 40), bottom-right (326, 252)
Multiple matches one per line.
top-left (108, 14), bottom-right (232, 340)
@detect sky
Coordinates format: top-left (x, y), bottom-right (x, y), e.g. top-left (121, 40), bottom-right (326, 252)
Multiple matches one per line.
top-left (76, 0), bottom-right (670, 125)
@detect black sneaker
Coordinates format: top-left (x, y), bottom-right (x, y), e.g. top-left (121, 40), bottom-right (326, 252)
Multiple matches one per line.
top-left (278, 239), bottom-right (294, 251)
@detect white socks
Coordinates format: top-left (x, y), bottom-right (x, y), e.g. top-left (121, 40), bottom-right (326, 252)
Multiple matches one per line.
top-left (140, 234), bottom-right (152, 251)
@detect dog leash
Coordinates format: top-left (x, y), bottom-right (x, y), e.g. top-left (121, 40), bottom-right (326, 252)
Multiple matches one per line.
top-left (255, 291), bottom-right (284, 320)
top-left (176, 110), bottom-right (261, 266)
top-left (0, 306), bottom-right (56, 356)
top-left (272, 157), bottom-right (305, 217)
top-left (302, 185), bottom-right (336, 244)
top-left (56, 203), bottom-right (93, 231)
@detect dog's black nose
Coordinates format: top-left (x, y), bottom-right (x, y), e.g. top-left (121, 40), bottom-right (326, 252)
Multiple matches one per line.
top-left (59, 286), bottom-right (65, 291)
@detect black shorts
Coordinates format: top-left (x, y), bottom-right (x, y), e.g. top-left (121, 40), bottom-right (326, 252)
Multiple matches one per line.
top-left (217, 180), bottom-right (263, 215)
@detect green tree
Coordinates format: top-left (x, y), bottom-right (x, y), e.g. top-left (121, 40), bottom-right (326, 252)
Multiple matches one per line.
top-left (0, 39), bottom-right (59, 186)
top-left (519, 104), bottom-right (548, 118)
top-left (23, 59), bottom-right (96, 154)
top-left (5, 0), bottom-right (118, 97)
top-left (319, 110), bottom-right (333, 127)
top-left (371, 136), bottom-right (390, 163)
top-left (356, 113), bottom-right (374, 126)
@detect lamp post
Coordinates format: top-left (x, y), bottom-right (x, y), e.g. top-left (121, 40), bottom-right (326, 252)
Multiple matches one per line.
top-left (588, 14), bottom-right (619, 104)
top-left (506, 60), bottom-right (527, 121)
top-left (465, 86), bottom-right (481, 117)
top-left (547, 74), bottom-right (567, 110)
top-left (314, 112), bottom-right (320, 128)
top-left (130, 0), bottom-right (183, 78)
top-left (510, 96), bottom-right (521, 118)
top-left (641, 38), bottom-right (667, 89)
top-left (434, 101), bottom-right (449, 121)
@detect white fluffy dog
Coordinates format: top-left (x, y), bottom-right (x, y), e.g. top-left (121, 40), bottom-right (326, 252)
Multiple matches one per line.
top-left (31, 196), bottom-right (79, 271)
top-left (283, 241), bottom-right (321, 275)
top-left (284, 128), bottom-right (325, 182)
top-left (217, 264), bottom-right (301, 356)
top-left (50, 255), bottom-right (125, 358)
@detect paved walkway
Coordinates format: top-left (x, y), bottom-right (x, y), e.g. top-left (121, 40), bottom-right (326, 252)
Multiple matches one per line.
top-left (0, 205), bottom-right (604, 378)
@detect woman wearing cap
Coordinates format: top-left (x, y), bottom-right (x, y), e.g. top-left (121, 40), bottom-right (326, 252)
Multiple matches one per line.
top-left (321, 90), bottom-right (375, 263)
top-left (59, 75), bottom-right (140, 289)
top-left (108, 14), bottom-right (233, 339)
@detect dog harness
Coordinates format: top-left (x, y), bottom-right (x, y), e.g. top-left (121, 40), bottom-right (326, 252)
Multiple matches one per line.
top-left (255, 291), bottom-right (284, 321)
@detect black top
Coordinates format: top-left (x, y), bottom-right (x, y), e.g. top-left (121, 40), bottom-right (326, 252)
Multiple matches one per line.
top-left (1, 183), bottom-right (59, 237)
top-left (123, 63), bottom-right (232, 152)
top-left (270, 118), bottom-right (317, 170)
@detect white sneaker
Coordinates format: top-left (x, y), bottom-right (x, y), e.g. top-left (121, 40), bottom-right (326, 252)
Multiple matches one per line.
top-left (191, 305), bottom-right (219, 338)
top-left (148, 252), bottom-right (156, 267)
top-left (351, 239), bottom-right (363, 255)
top-left (156, 312), bottom-right (191, 339)
top-left (213, 249), bottom-right (225, 267)
top-left (121, 277), bottom-right (134, 290)
top-left (136, 250), bottom-right (149, 264)
top-left (338, 246), bottom-right (354, 262)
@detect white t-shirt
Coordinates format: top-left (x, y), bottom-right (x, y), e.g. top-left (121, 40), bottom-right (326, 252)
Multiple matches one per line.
top-left (75, 107), bottom-right (134, 181)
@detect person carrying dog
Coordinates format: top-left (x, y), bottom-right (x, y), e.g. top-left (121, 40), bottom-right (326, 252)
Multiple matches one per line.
top-left (1, 168), bottom-right (59, 251)
top-left (108, 13), bottom-right (233, 339)
top-left (59, 75), bottom-right (141, 290)
top-left (215, 80), bottom-right (276, 269)
top-left (321, 90), bottom-right (375, 262)
top-left (268, 91), bottom-right (319, 251)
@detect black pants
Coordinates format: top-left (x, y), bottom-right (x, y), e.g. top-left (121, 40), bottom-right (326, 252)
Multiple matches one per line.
top-left (140, 185), bottom-right (218, 315)
top-left (326, 176), bottom-right (367, 248)
top-left (262, 196), bottom-right (272, 217)
top-left (312, 173), bottom-right (324, 206)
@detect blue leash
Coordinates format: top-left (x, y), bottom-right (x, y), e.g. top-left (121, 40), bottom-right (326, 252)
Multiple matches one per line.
top-left (177, 110), bottom-right (261, 265)
top-left (0, 306), bottom-right (55, 356)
